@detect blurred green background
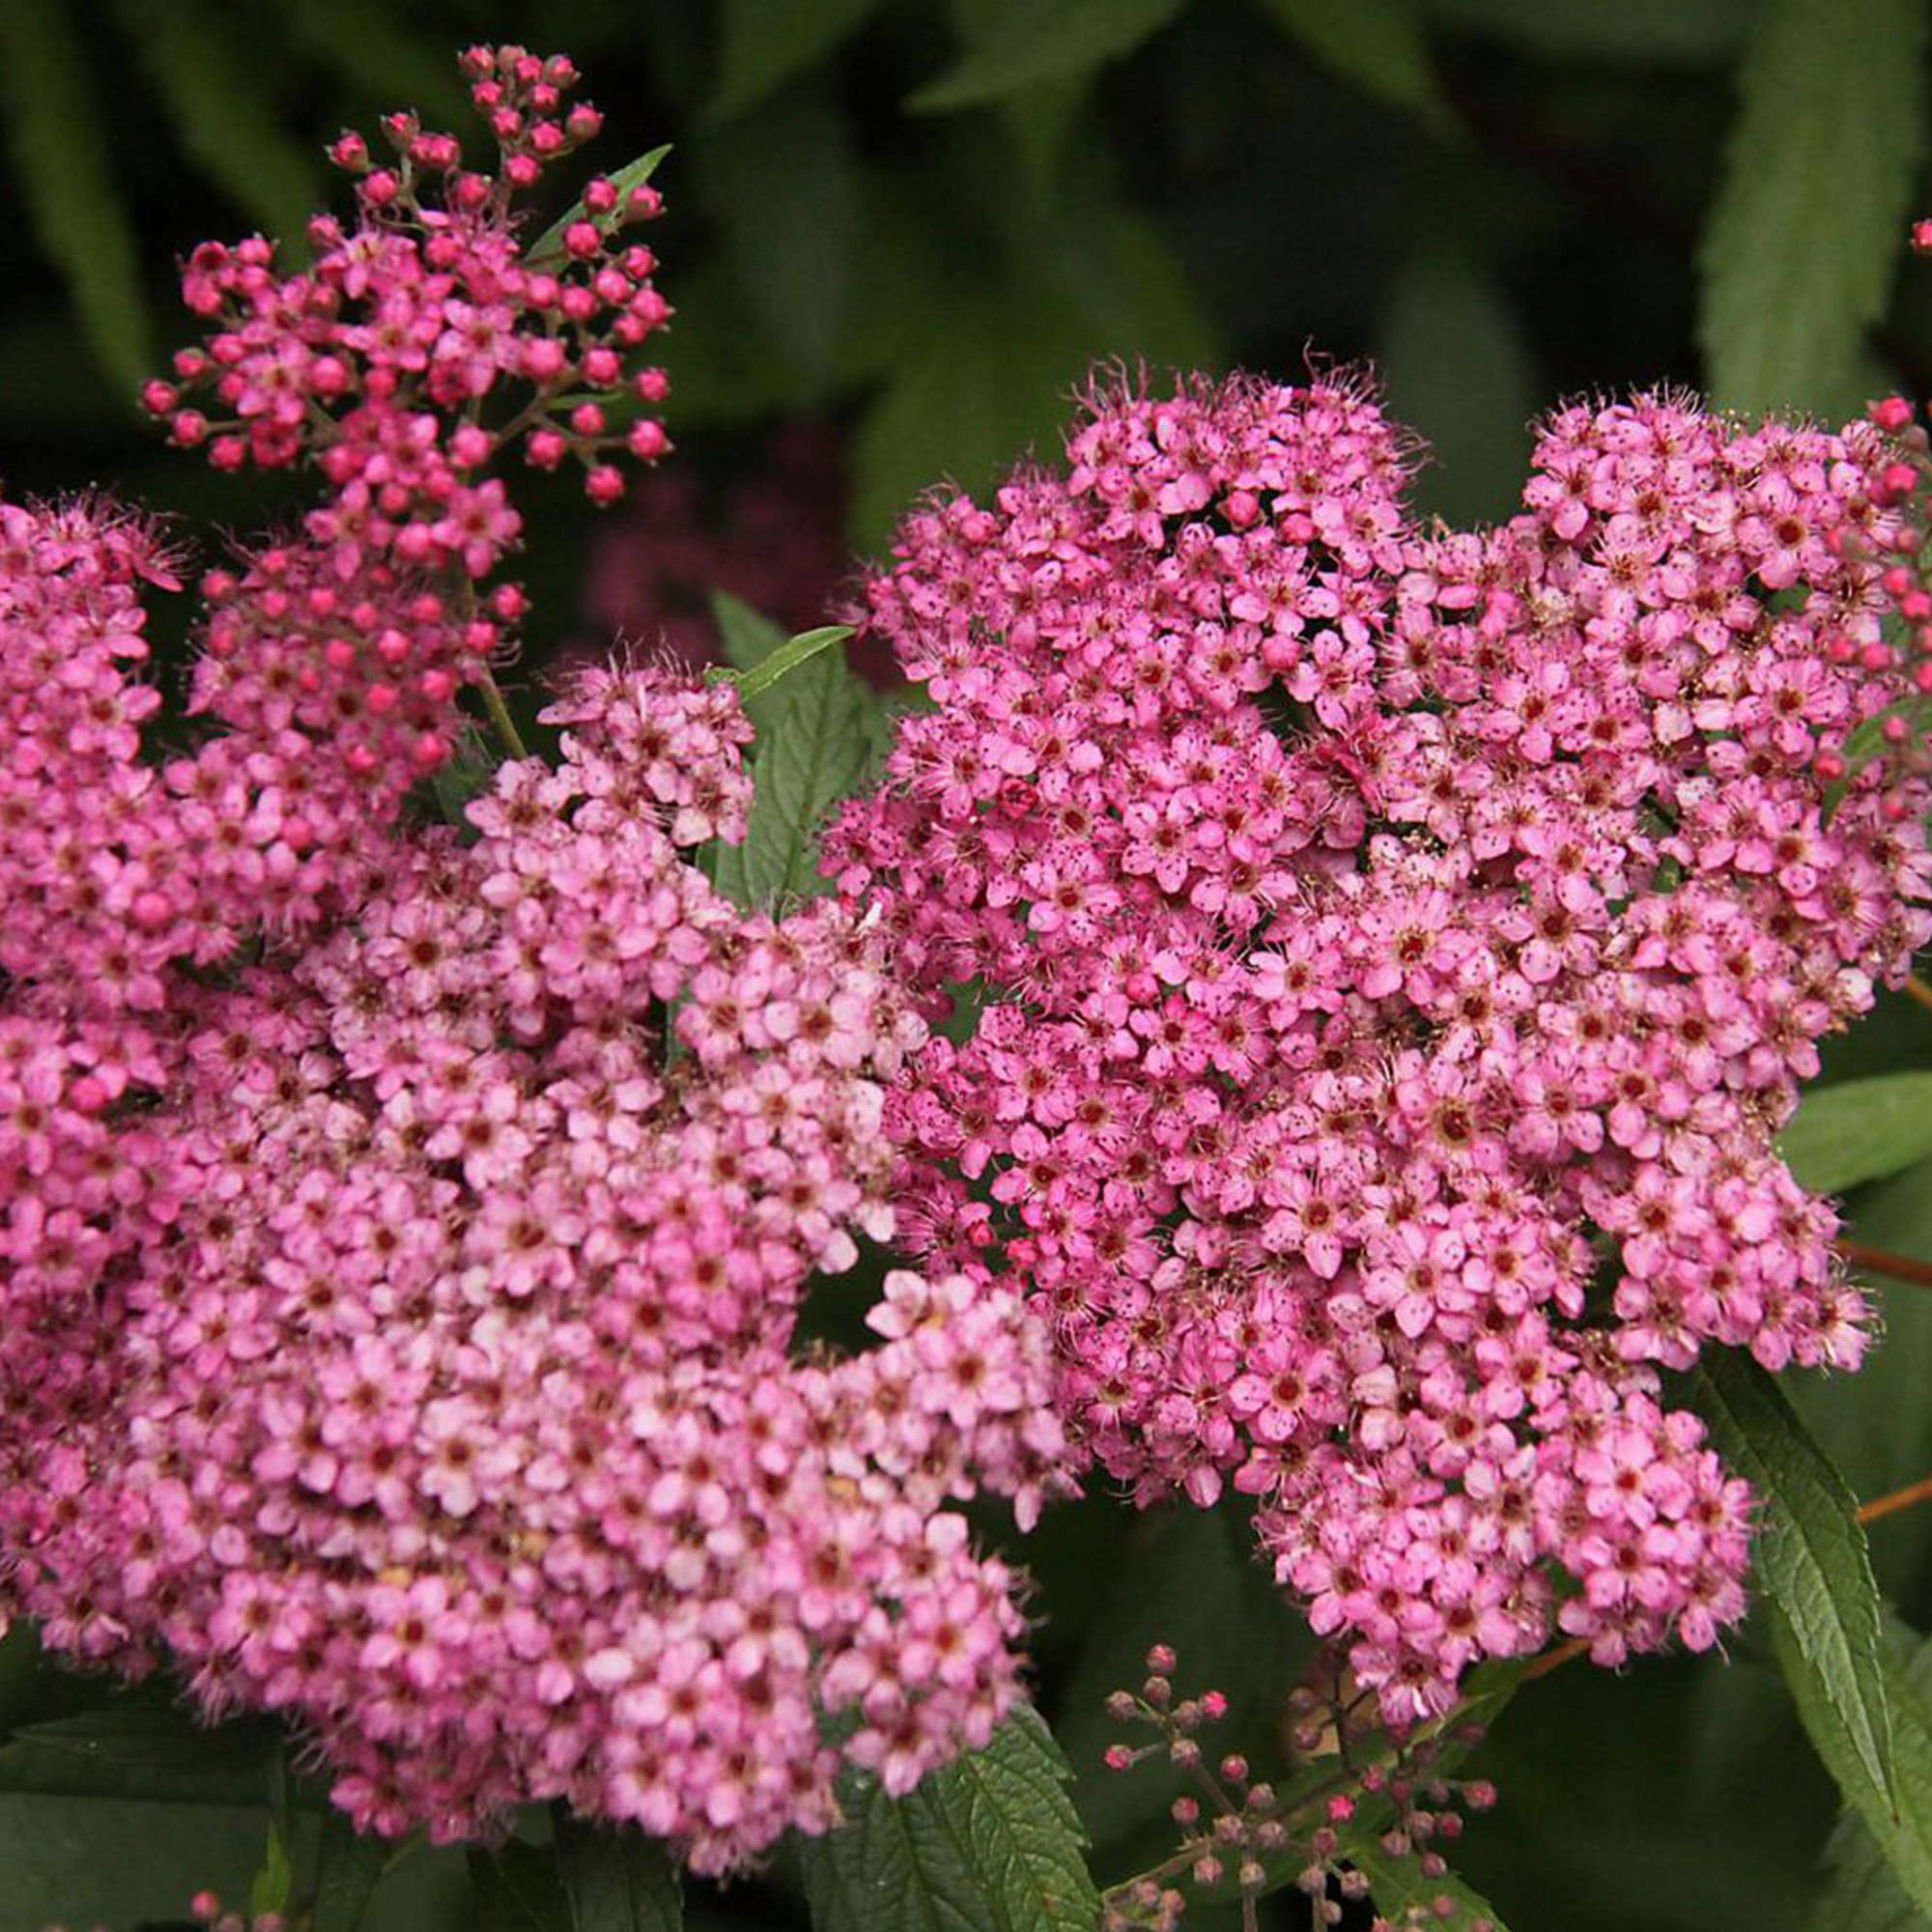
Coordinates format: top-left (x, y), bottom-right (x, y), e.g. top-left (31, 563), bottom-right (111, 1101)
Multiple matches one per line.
top-left (5, 1), bottom-right (1932, 1928)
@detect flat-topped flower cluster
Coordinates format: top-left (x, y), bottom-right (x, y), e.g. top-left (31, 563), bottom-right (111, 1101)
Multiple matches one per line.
top-left (0, 46), bottom-right (1066, 1875)
top-left (829, 372), bottom-right (1932, 1723)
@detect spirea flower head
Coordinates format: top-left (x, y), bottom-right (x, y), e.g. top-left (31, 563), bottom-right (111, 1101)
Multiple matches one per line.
top-left (0, 47), bottom-right (1071, 1876)
top-left (828, 369), bottom-right (1932, 1725)
top-left (0, 658), bottom-right (1069, 1873)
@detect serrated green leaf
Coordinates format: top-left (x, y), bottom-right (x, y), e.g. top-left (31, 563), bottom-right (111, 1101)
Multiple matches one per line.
top-left (1698, 0), bottom-right (1926, 415)
top-left (1349, 1839), bottom-right (1510, 1930)
top-left (313, 1807), bottom-right (394, 1932)
top-left (798, 1706), bottom-right (1100, 1932)
top-left (709, 599), bottom-right (878, 910)
top-left (908, 0), bottom-right (1185, 113)
top-left (1378, 244), bottom-right (1535, 527)
top-left (117, 0), bottom-right (322, 252)
top-left (708, 0), bottom-right (884, 123)
top-left (0, 0), bottom-right (151, 392)
top-left (1256, 0), bottom-right (1453, 128)
top-left (1694, 1351), bottom-right (1894, 1808)
top-left (526, 146), bottom-right (672, 263)
top-left (1780, 1073), bottom-right (1932, 1197)
top-left (471, 1840), bottom-right (574, 1932)
top-left (554, 1813), bottom-right (683, 1932)
top-left (1782, 1614), bottom-right (1932, 1922)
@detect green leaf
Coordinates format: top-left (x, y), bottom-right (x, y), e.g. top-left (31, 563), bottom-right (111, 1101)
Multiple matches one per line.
top-left (849, 202), bottom-right (1218, 547)
top-left (1378, 244), bottom-right (1535, 527)
top-left (554, 1812), bottom-right (683, 1932)
top-left (709, 599), bottom-right (878, 909)
top-left (1256, 0), bottom-right (1453, 128)
top-left (1693, 1351), bottom-right (1894, 1808)
top-left (714, 589), bottom-right (790, 675)
top-left (0, 1795), bottom-right (270, 1926)
top-left (726, 624), bottom-right (856, 703)
top-left (470, 1840), bottom-right (573, 1932)
top-left (943, 0), bottom-right (1091, 196)
top-left (250, 1815), bottom-right (297, 1919)
top-left (708, 0), bottom-right (884, 123)
top-left (798, 1706), bottom-right (1100, 1932)
top-left (1825, 696), bottom-right (1932, 815)
top-left (1780, 1073), bottom-right (1932, 1196)
top-left (0, 1705), bottom-right (281, 1805)
top-left (116, 0), bottom-right (322, 252)
top-left (430, 724), bottom-right (499, 840)
top-left (1795, 1152), bottom-right (1932, 1602)
top-left (1348, 1839), bottom-right (1511, 1930)
top-left (526, 146), bottom-right (672, 263)
top-left (907, 0), bottom-right (1186, 113)
top-left (1783, 1616), bottom-right (1932, 1921)
top-left (0, 0), bottom-right (152, 391)
top-left (1698, 0), bottom-right (1926, 415)
top-left (313, 1807), bottom-right (394, 1932)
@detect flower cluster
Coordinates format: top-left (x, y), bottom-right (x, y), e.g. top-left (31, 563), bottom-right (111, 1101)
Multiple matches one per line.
top-left (146, 43), bottom-right (671, 541)
top-left (1, 658), bottom-right (1067, 1871)
top-left (828, 372), bottom-right (1932, 1722)
top-left (1, 46), bottom-right (1069, 1875)
top-left (1097, 1646), bottom-right (1496, 1932)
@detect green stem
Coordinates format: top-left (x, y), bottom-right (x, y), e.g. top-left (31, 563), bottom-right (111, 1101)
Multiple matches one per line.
top-left (477, 669), bottom-right (527, 760)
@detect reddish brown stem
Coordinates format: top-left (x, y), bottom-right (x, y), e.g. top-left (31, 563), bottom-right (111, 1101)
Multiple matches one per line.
top-left (1905, 975), bottom-right (1932, 1016)
top-left (1519, 1636), bottom-right (1590, 1683)
top-left (1837, 1240), bottom-right (1932, 1291)
top-left (1860, 1473), bottom-right (1932, 1526)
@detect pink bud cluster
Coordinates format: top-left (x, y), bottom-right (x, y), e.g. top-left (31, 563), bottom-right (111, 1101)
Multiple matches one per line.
top-left (1097, 1645), bottom-right (1496, 1932)
top-left (829, 372), bottom-right (1932, 1724)
top-left (143, 43), bottom-right (670, 548)
top-left (1, 659), bottom-right (1069, 1872)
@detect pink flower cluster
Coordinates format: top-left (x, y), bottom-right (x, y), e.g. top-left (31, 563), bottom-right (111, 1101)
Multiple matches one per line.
top-left (1, 45), bottom-right (1068, 1874)
top-left (146, 43), bottom-right (671, 535)
top-left (829, 373), bottom-right (1932, 1722)
top-left (1, 652), bottom-right (1067, 1871)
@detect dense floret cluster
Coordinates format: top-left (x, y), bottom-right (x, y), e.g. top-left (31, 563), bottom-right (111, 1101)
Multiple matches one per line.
top-left (0, 47), bottom-right (1068, 1875)
top-left (829, 373), bottom-right (1932, 1721)
top-left (1, 622), bottom-right (1066, 1870)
